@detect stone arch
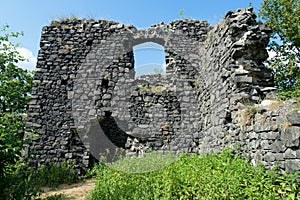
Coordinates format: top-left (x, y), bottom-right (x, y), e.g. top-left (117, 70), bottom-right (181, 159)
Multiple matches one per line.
top-left (132, 27), bottom-right (168, 46)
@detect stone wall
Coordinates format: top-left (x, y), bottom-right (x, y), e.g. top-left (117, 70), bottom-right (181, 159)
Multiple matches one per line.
top-left (25, 8), bottom-right (300, 173)
top-left (236, 100), bottom-right (300, 173)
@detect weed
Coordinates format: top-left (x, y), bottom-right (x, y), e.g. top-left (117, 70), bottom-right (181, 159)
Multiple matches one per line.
top-left (151, 85), bottom-right (163, 93)
top-left (240, 105), bottom-right (259, 130)
top-left (267, 100), bottom-right (284, 111)
top-left (293, 98), bottom-right (300, 110)
top-left (50, 21), bottom-right (60, 27)
top-left (35, 161), bottom-right (79, 189)
top-left (89, 148), bottom-right (300, 200)
top-left (179, 9), bottom-right (185, 20)
top-left (84, 162), bottom-right (105, 179)
top-left (137, 84), bottom-right (164, 93)
top-left (258, 114), bottom-right (267, 123)
top-left (240, 97), bottom-right (253, 105)
top-left (281, 121), bottom-right (292, 132)
top-left (54, 15), bottom-right (80, 22)
top-left (107, 152), bottom-right (176, 173)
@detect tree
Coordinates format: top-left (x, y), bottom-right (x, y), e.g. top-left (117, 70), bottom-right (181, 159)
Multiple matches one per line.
top-left (259, 0), bottom-right (300, 99)
top-left (0, 23), bottom-right (33, 176)
top-left (0, 25), bottom-right (35, 199)
top-left (0, 25), bottom-right (33, 113)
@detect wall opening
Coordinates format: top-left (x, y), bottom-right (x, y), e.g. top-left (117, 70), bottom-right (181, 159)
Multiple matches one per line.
top-left (133, 42), bottom-right (166, 77)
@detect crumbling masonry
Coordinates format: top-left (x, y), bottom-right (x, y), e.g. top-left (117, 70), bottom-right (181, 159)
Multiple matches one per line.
top-left (26, 8), bottom-right (300, 173)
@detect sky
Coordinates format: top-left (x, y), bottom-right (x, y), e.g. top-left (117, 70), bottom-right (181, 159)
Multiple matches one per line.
top-left (0, 0), bottom-right (264, 72)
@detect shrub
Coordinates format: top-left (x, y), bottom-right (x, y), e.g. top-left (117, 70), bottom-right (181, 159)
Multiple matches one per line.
top-left (0, 161), bottom-right (79, 199)
top-left (0, 114), bottom-right (40, 200)
top-left (33, 162), bottom-right (79, 189)
top-left (89, 148), bottom-right (299, 200)
top-left (0, 165), bottom-right (40, 200)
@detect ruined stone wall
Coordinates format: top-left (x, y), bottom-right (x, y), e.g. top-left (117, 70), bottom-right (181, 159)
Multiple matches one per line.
top-left (194, 8), bottom-right (273, 152)
top-left (26, 8), bottom-right (300, 173)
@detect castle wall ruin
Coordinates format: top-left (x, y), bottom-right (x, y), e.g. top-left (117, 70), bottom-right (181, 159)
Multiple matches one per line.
top-left (26, 8), bottom-right (300, 173)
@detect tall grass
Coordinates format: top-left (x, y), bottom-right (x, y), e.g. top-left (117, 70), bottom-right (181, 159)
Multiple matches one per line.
top-left (89, 148), bottom-right (299, 200)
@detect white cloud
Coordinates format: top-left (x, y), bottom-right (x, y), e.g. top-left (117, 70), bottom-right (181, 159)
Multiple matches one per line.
top-left (16, 47), bottom-right (37, 71)
top-left (267, 49), bottom-right (277, 60)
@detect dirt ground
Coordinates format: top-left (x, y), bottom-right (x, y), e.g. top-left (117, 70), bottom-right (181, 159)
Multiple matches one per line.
top-left (40, 178), bottom-right (95, 200)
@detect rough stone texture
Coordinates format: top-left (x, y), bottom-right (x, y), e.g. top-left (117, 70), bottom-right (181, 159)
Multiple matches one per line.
top-left (25, 8), bottom-right (300, 173)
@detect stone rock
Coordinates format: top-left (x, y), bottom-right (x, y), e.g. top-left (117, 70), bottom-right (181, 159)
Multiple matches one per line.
top-left (284, 148), bottom-right (297, 159)
top-left (282, 127), bottom-right (300, 147)
top-left (264, 152), bottom-right (275, 162)
top-left (260, 100), bottom-right (277, 108)
top-left (285, 160), bottom-right (300, 173)
top-left (287, 110), bottom-right (300, 125)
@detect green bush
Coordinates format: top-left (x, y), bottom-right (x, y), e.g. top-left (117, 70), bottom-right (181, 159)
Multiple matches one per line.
top-left (0, 165), bottom-right (40, 200)
top-left (0, 161), bottom-right (79, 199)
top-left (33, 162), bottom-right (79, 188)
top-left (84, 161), bottom-right (105, 179)
top-left (0, 114), bottom-right (78, 199)
top-left (0, 114), bottom-right (40, 200)
top-left (89, 149), bottom-right (299, 200)
top-left (0, 114), bottom-right (25, 180)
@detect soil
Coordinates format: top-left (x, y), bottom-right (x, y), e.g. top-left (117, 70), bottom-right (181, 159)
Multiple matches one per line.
top-left (40, 178), bottom-right (95, 200)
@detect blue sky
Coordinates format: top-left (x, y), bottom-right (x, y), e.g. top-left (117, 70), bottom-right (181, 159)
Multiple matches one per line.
top-left (0, 0), bottom-right (264, 72)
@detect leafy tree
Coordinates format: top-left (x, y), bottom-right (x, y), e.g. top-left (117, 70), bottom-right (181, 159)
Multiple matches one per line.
top-left (259, 0), bottom-right (300, 99)
top-left (0, 24), bottom-right (33, 172)
top-left (0, 25), bottom-right (35, 199)
top-left (0, 24), bottom-right (33, 113)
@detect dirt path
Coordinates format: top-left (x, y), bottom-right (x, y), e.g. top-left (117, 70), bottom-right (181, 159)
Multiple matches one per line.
top-left (41, 178), bottom-right (95, 200)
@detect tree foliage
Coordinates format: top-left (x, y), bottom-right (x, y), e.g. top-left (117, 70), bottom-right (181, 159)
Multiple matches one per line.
top-left (0, 25), bottom-right (33, 113)
top-left (0, 24), bottom-right (33, 173)
top-left (0, 25), bottom-right (35, 199)
top-left (259, 0), bottom-right (300, 99)
top-left (259, 0), bottom-right (299, 45)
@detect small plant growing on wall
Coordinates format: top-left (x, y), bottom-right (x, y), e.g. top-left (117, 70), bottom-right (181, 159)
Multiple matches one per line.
top-left (240, 105), bottom-right (259, 130)
top-left (281, 121), bottom-right (292, 132)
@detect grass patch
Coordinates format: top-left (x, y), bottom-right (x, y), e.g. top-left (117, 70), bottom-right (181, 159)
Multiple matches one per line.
top-left (281, 121), bottom-right (292, 132)
top-left (293, 98), bottom-right (300, 110)
top-left (35, 162), bottom-right (79, 189)
top-left (107, 152), bottom-right (177, 173)
top-left (89, 148), bottom-right (299, 200)
top-left (267, 100), bottom-right (284, 110)
top-left (240, 105), bottom-right (259, 129)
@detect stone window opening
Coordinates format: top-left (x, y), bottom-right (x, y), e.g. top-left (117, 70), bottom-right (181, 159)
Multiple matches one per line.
top-left (133, 42), bottom-right (166, 77)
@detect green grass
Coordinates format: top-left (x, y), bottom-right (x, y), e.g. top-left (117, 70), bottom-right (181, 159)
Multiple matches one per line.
top-left (107, 152), bottom-right (177, 173)
top-left (89, 148), bottom-right (299, 200)
top-left (294, 99), bottom-right (300, 110)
